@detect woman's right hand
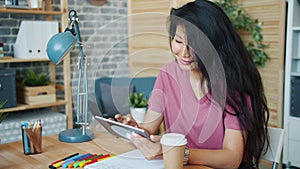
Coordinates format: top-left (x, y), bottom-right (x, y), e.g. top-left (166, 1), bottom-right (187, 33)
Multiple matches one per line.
top-left (114, 114), bottom-right (162, 159)
top-left (114, 114), bottom-right (139, 128)
top-left (127, 133), bottom-right (162, 160)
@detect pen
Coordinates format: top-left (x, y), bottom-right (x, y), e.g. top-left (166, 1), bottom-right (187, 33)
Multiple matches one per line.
top-left (33, 120), bottom-right (38, 130)
top-left (49, 153), bottom-right (79, 168)
top-left (21, 122), bottom-right (31, 154)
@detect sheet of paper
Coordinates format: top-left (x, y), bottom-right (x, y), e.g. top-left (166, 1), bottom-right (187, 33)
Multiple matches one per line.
top-left (84, 149), bottom-right (164, 169)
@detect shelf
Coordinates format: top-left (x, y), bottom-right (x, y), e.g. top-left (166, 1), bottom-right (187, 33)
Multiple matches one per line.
top-left (0, 57), bottom-right (50, 63)
top-left (291, 72), bottom-right (300, 76)
top-left (0, 99), bottom-right (68, 113)
top-left (0, 7), bottom-right (63, 15)
top-left (293, 27), bottom-right (300, 31)
top-left (0, 0), bottom-right (73, 129)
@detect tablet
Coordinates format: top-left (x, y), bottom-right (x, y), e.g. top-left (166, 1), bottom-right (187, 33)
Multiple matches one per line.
top-left (94, 115), bottom-right (151, 141)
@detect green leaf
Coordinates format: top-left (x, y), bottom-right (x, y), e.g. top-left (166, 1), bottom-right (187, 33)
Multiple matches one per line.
top-left (216, 0), bottom-right (270, 67)
top-left (22, 66), bottom-right (51, 86)
top-left (128, 92), bottom-right (148, 108)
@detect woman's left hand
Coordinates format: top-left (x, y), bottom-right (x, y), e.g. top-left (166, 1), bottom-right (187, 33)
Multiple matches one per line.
top-left (114, 114), bottom-right (139, 127)
top-left (127, 133), bottom-right (162, 160)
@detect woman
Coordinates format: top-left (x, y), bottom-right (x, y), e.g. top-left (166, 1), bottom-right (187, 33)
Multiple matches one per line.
top-left (116, 0), bottom-right (269, 168)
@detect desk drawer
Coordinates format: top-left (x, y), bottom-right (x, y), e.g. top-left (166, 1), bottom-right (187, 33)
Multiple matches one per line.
top-left (289, 117), bottom-right (300, 141)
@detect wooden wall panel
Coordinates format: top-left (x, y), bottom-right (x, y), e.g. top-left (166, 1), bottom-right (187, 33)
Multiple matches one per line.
top-left (238, 0), bottom-right (286, 127)
top-left (128, 0), bottom-right (173, 77)
top-left (128, 0), bottom-right (194, 77)
top-left (128, 0), bottom-right (286, 127)
top-left (171, 0), bottom-right (195, 8)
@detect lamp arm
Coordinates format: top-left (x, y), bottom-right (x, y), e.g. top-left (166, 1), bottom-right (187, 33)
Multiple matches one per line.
top-left (69, 10), bottom-right (86, 70)
top-left (69, 10), bottom-right (89, 132)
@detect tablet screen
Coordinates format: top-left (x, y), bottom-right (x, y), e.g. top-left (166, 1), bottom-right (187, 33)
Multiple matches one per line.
top-left (95, 115), bottom-right (151, 141)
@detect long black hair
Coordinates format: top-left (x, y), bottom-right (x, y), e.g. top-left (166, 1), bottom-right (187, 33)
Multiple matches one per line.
top-left (168, 0), bottom-right (269, 168)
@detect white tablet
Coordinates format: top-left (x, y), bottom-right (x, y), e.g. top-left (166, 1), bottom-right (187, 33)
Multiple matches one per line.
top-left (95, 115), bottom-right (151, 141)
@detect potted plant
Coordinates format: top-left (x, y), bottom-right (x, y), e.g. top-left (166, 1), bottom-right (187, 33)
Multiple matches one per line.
top-left (128, 92), bottom-right (148, 124)
top-left (22, 68), bottom-right (51, 87)
top-left (17, 67), bottom-right (56, 105)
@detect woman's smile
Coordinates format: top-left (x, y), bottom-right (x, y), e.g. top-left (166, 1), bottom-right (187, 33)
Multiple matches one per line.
top-left (180, 58), bottom-right (194, 65)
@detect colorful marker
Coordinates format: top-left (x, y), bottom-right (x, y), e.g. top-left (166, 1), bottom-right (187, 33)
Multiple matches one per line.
top-left (53, 154), bottom-right (82, 168)
top-left (71, 154), bottom-right (97, 168)
top-left (97, 154), bottom-right (111, 161)
top-left (85, 154), bottom-right (111, 166)
top-left (77, 154), bottom-right (104, 167)
top-left (49, 152), bottom-right (79, 166)
top-left (62, 153), bottom-right (92, 168)
top-left (49, 153), bottom-right (79, 169)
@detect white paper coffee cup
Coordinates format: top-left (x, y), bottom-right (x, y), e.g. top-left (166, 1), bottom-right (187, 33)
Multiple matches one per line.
top-left (160, 133), bottom-right (187, 169)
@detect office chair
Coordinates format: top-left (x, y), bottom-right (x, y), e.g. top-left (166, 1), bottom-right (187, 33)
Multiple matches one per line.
top-left (94, 77), bottom-right (156, 118)
top-left (261, 127), bottom-right (285, 169)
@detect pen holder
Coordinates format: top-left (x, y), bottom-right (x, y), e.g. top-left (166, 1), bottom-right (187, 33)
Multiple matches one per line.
top-left (21, 125), bottom-right (42, 155)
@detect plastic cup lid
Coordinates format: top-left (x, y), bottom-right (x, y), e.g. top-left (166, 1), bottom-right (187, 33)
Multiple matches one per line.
top-left (160, 133), bottom-right (187, 146)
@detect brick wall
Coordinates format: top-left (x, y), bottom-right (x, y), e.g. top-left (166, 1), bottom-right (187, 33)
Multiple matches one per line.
top-left (0, 0), bottom-right (129, 78)
top-left (0, 0), bottom-right (129, 122)
top-left (0, 9), bottom-right (50, 81)
top-left (67, 0), bottom-right (129, 98)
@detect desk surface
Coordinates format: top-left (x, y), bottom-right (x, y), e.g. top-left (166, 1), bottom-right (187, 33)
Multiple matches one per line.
top-left (0, 129), bottom-right (211, 169)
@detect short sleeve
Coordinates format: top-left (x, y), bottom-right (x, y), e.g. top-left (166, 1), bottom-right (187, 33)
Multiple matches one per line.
top-left (224, 95), bottom-right (252, 130)
top-left (148, 70), bottom-right (166, 114)
top-left (224, 105), bottom-right (241, 130)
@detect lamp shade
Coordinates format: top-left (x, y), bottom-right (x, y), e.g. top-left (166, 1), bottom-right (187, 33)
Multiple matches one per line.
top-left (46, 31), bottom-right (77, 64)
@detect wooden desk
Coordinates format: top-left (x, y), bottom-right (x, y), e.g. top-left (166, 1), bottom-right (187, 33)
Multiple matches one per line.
top-left (0, 130), bottom-right (211, 169)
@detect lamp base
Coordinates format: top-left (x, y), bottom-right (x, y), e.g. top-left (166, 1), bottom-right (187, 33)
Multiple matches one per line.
top-left (58, 128), bottom-right (94, 143)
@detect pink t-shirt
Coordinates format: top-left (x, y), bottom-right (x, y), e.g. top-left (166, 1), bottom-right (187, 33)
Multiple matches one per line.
top-left (148, 61), bottom-right (242, 149)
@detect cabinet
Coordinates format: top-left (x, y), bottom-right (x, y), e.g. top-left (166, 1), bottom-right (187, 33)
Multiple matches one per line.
top-left (0, 1), bottom-right (73, 129)
top-left (283, 0), bottom-right (300, 167)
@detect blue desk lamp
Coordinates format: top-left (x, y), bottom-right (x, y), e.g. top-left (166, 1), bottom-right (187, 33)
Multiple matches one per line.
top-left (46, 10), bottom-right (94, 143)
